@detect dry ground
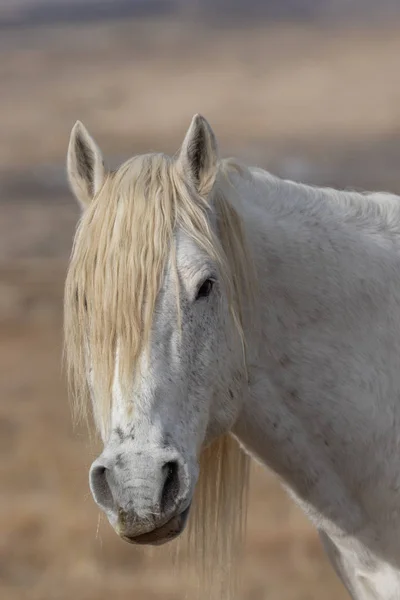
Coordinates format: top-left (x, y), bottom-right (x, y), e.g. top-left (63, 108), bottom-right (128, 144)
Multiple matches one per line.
top-left (2, 19), bottom-right (400, 170)
top-left (4, 17), bottom-right (400, 600)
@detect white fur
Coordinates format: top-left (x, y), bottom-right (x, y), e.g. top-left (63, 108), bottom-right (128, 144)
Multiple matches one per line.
top-left (230, 167), bottom-right (400, 598)
top-left (70, 117), bottom-right (400, 598)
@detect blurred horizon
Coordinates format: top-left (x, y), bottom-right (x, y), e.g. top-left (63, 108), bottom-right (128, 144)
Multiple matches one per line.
top-left (2, 0), bottom-right (400, 28)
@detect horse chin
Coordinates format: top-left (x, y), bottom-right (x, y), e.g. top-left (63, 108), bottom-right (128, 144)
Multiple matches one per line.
top-left (120, 505), bottom-right (191, 547)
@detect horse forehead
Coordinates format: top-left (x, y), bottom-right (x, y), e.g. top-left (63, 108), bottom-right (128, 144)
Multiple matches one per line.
top-left (176, 229), bottom-right (198, 259)
top-left (175, 229), bottom-right (211, 273)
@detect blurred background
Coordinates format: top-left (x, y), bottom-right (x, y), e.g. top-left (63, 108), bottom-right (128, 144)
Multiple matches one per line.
top-left (2, 1), bottom-right (400, 599)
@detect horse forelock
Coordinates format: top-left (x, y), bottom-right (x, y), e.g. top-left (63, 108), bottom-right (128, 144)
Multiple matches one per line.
top-left (64, 153), bottom-right (254, 434)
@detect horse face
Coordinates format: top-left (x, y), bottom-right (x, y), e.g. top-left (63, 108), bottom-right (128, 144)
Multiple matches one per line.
top-left (89, 228), bottom-right (243, 545)
top-left (66, 114), bottom-right (247, 546)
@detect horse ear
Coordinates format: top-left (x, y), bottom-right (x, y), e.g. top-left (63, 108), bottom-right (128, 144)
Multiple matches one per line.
top-left (67, 121), bottom-right (105, 210)
top-left (178, 114), bottom-right (218, 196)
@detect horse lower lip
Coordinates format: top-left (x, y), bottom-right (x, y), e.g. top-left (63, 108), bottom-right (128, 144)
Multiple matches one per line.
top-left (121, 505), bottom-right (191, 546)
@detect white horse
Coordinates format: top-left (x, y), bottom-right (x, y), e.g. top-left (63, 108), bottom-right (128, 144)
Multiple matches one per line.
top-left (64, 114), bottom-right (400, 599)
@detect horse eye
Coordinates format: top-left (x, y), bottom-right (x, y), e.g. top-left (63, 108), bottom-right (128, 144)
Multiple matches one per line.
top-left (196, 279), bottom-right (214, 300)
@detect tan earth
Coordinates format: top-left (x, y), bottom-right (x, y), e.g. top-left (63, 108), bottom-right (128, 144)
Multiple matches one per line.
top-left (4, 17), bottom-right (400, 600)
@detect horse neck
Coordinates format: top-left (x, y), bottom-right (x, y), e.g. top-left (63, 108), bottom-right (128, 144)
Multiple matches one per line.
top-left (230, 167), bottom-right (399, 535)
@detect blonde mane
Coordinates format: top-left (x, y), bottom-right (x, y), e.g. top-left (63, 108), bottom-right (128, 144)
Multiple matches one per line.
top-left (64, 152), bottom-right (254, 598)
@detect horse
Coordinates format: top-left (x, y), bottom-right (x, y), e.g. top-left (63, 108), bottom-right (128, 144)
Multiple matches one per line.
top-left (64, 114), bottom-right (400, 599)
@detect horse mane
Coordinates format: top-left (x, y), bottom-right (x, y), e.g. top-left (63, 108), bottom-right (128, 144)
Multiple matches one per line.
top-left (64, 152), bottom-right (255, 599)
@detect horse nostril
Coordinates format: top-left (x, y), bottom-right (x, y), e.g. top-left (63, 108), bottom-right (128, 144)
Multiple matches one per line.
top-left (161, 461), bottom-right (180, 514)
top-left (89, 463), bottom-right (115, 512)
